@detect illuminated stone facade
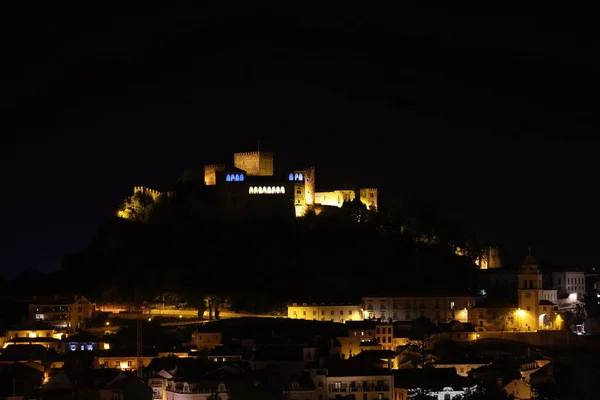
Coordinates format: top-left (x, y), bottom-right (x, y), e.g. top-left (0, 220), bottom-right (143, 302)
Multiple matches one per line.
top-left (287, 302), bottom-right (363, 323)
top-left (233, 151), bottom-right (274, 176)
top-left (455, 246), bottom-right (502, 269)
top-left (204, 164), bottom-right (225, 186)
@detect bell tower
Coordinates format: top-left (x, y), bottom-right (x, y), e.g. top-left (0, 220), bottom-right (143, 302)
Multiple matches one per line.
top-left (517, 248), bottom-right (543, 331)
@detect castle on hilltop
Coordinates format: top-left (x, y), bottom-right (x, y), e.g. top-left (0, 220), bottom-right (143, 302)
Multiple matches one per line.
top-left (120, 150), bottom-right (378, 220)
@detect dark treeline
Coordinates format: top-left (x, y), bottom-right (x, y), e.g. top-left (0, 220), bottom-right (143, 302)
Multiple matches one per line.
top-left (2, 182), bottom-right (491, 313)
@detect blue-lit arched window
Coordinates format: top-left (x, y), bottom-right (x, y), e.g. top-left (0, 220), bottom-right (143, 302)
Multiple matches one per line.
top-left (234, 174), bottom-right (239, 181)
top-left (289, 173), bottom-right (294, 181)
top-left (239, 174), bottom-right (244, 181)
top-left (294, 173), bottom-right (299, 180)
top-left (226, 174), bottom-right (231, 182)
top-left (298, 173), bottom-right (303, 181)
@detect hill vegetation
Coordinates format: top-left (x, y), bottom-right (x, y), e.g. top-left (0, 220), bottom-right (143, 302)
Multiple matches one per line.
top-left (2, 178), bottom-right (493, 314)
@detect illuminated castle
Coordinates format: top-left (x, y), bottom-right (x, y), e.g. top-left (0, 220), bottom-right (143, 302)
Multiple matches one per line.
top-left (118, 150), bottom-right (378, 221)
top-left (205, 151), bottom-right (377, 218)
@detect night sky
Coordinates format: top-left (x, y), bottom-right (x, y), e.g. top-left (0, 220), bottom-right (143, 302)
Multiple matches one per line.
top-left (2, 4), bottom-right (599, 277)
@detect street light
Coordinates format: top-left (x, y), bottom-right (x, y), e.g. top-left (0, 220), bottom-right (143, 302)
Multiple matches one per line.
top-left (516, 309), bottom-right (525, 331)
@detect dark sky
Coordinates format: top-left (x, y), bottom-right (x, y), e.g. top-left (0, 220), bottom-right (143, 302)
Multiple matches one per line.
top-left (2, 4), bottom-right (599, 277)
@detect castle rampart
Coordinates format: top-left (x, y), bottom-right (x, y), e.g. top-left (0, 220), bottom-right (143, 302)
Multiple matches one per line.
top-left (204, 164), bottom-right (226, 186)
top-left (133, 186), bottom-right (164, 201)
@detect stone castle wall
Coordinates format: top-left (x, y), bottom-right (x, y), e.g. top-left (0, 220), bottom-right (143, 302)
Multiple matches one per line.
top-left (233, 151), bottom-right (274, 176)
top-left (359, 188), bottom-right (378, 211)
top-left (133, 186), bottom-right (164, 201)
top-left (204, 164), bottom-right (225, 186)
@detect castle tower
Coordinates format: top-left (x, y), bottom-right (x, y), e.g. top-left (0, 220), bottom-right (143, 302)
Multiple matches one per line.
top-left (233, 151), bottom-right (274, 176)
top-left (289, 168), bottom-right (315, 217)
top-left (359, 188), bottom-right (378, 211)
top-left (204, 164), bottom-right (225, 186)
top-left (517, 249), bottom-right (543, 331)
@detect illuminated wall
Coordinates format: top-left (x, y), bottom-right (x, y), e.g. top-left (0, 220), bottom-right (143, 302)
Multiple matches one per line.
top-left (204, 164), bottom-right (225, 186)
top-left (359, 188), bottom-right (378, 211)
top-left (287, 303), bottom-right (362, 322)
top-left (314, 190), bottom-right (355, 208)
top-left (289, 168), bottom-right (316, 217)
top-left (455, 246), bottom-right (502, 269)
top-left (233, 151), bottom-right (274, 176)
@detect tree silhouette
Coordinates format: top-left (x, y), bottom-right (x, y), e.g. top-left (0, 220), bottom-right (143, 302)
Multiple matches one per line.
top-left (582, 288), bottom-right (600, 318)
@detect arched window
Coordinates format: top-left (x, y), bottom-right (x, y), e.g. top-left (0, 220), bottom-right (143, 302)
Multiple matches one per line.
top-left (275, 186), bottom-right (281, 194)
top-left (294, 173), bottom-right (299, 180)
top-left (225, 174), bottom-right (231, 182)
top-left (280, 186), bottom-right (285, 194)
top-left (289, 173), bottom-right (294, 181)
top-left (234, 174), bottom-right (239, 181)
top-left (239, 174), bottom-right (244, 181)
top-left (267, 187), bottom-right (272, 194)
top-left (298, 173), bottom-right (303, 181)
top-left (258, 187), bottom-right (264, 194)
top-left (249, 187), bottom-right (254, 194)
top-left (218, 383), bottom-right (226, 393)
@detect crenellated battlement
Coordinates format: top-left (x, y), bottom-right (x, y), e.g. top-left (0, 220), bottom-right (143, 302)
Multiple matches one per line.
top-left (133, 186), bottom-right (164, 201)
top-left (234, 151), bottom-right (274, 176)
top-left (204, 164), bottom-right (226, 169)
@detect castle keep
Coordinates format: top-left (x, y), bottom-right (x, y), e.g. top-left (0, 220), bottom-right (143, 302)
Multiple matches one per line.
top-left (121, 150), bottom-right (378, 220)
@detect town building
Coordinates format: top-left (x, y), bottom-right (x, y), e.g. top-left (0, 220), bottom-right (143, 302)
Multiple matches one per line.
top-left (310, 364), bottom-right (394, 400)
top-left (362, 295), bottom-right (477, 323)
top-left (287, 302), bottom-right (363, 323)
top-left (28, 296), bottom-right (95, 331)
top-left (552, 267), bottom-right (586, 305)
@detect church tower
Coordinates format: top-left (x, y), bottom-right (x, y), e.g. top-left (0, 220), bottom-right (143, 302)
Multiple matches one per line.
top-left (517, 249), bottom-right (543, 331)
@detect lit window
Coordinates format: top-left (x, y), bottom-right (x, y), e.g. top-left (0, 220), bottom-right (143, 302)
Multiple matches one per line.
top-left (258, 187), bottom-right (264, 194)
top-left (267, 187), bottom-right (272, 194)
top-left (298, 173), bottom-right (303, 180)
top-left (234, 174), bottom-right (239, 181)
top-left (239, 174), bottom-right (244, 181)
top-left (275, 186), bottom-right (281, 194)
top-left (289, 173), bottom-right (294, 181)
top-left (280, 186), bottom-right (285, 194)
top-left (249, 187), bottom-right (254, 194)
top-left (226, 174), bottom-right (231, 182)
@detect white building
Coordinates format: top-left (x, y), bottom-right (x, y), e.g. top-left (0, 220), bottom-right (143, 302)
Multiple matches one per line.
top-left (552, 269), bottom-right (586, 304)
top-left (362, 295), bottom-right (478, 323)
top-left (287, 302), bottom-right (362, 322)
